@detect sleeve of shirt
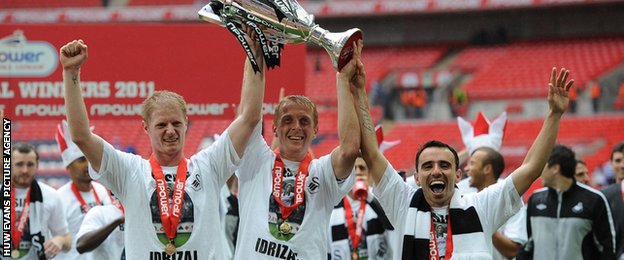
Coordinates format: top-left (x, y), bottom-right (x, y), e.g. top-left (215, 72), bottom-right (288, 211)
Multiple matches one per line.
top-left (94, 183), bottom-right (113, 206)
top-left (236, 121), bottom-right (271, 181)
top-left (312, 154), bottom-right (355, 207)
top-left (373, 164), bottom-right (414, 229)
top-left (76, 206), bottom-right (105, 241)
top-left (191, 125), bottom-right (242, 188)
top-left (593, 192), bottom-right (617, 258)
top-left (500, 205), bottom-right (528, 245)
top-left (88, 140), bottom-right (145, 202)
top-left (474, 176), bottom-right (523, 234)
top-left (46, 186), bottom-right (69, 237)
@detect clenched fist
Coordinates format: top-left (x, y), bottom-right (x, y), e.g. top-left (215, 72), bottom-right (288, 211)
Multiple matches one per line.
top-left (59, 39), bottom-right (88, 72)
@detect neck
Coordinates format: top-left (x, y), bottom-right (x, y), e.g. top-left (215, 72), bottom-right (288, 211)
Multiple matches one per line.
top-left (279, 148), bottom-right (307, 162)
top-left (551, 176), bottom-right (574, 191)
top-left (73, 180), bottom-right (91, 192)
top-left (478, 178), bottom-right (498, 192)
top-left (153, 151), bottom-right (183, 166)
top-left (616, 176), bottom-right (623, 184)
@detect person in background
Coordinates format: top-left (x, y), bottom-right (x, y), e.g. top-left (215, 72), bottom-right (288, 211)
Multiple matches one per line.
top-left (55, 120), bottom-right (112, 260)
top-left (601, 142), bottom-right (624, 259)
top-left (7, 143), bottom-right (72, 259)
top-left (464, 147), bottom-right (527, 260)
top-left (575, 159), bottom-right (590, 185)
top-left (328, 157), bottom-right (394, 260)
top-left (524, 144), bottom-right (616, 259)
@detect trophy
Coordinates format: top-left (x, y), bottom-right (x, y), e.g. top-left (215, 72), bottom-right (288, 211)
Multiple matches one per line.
top-left (198, 0), bottom-right (362, 71)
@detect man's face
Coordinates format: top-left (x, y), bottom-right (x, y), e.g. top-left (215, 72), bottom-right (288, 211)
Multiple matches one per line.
top-left (67, 157), bottom-right (92, 185)
top-left (574, 163), bottom-right (590, 185)
top-left (143, 104), bottom-right (187, 158)
top-left (354, 157), bottom-right (371, 186)
top-left (12, 150), bottom-right (37, 188)
top-left (415, 147), bottom-right (461, 207)
top-left (273, 102), bottom-right (316, 160)
top-left (465, 150), bottom-right (488, 190)
top-left (612, 151), bottom-right (624, 183)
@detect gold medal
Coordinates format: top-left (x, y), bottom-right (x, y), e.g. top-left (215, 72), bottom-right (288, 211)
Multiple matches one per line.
top-left (279, 221), bottom-right (292, 235)
top-left (351, 251), bottom-right (358, 260)
top-left (11, 249), bottom-right (20, 259)
top-left (165, 242), bottom-right (176, 256)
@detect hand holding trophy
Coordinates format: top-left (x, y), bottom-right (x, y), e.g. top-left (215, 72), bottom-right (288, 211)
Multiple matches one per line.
top-left (199, 0), bottom-right (362, 72)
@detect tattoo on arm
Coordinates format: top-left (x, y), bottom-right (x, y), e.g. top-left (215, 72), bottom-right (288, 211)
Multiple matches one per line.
top-left (358, 104), bottom-right (374, 132)
top-left (72, 75), bottom-right (79, 86)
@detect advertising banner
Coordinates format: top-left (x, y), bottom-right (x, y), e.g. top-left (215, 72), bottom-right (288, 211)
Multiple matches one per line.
top-left (0, 24), bottom-right (306, 120)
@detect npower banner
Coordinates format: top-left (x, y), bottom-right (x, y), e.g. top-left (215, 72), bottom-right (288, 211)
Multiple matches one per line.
top-left (0, 24), bottom-right (305, 120)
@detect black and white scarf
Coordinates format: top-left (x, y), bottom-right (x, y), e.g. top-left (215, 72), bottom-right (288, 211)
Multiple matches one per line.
top-left (402, 188), bottom-right (491, 259)
top-left (4, 180), bottom-right (47, 260)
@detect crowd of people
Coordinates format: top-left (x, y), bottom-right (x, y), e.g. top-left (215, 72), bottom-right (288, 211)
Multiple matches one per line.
top-left (4, 35), bottom-right (624, 260)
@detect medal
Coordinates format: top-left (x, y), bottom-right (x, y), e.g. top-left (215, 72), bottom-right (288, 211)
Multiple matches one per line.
top-left (11, 249), bottom-right (20, 259)
top-left (279, 221), bottom-right (292, 235)
top-left (351, 251), bottom-right (358, 260)
top-left (165, 241), bottom-right (176, 256)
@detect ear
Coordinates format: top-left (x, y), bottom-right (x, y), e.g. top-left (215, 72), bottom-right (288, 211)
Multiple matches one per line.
top-left (273, 124), bottom-right (278, 137)
top-left (142, 120), bottom-right (149, 134)
top-left (414, 171), bottom-right (421, 186)
top-left (552, 164), bottom-right (561, 175)
top-left (483, 164), bottom-right (493, 176)
top-left (454, 169), bottom-right (462, 182)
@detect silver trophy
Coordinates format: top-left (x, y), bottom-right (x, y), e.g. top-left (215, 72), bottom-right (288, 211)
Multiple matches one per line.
top-left (199, 0), bottom-right (362, 71)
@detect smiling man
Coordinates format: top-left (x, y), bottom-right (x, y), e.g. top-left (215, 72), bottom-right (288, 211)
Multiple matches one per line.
top-left (354, 67), bottom-right (574, 259)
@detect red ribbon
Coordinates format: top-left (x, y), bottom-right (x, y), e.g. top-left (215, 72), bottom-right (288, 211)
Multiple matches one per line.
top-left (429, 214), bottom-right (453, 260)
top-left (343, 196), bottom-right (367, 256)
top-left (70, 183), bottom-right (102, 213)
top-left (272, 150), bottom-right (312, 219)
top-left (150, 155), bottom-right (188, 242)
top-left (11, 186), bottom-right (31, 251)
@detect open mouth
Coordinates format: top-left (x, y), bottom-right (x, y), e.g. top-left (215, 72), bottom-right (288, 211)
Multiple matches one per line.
top-left (288, 136), bottom-right (303, 141)
top-left (430, 181), bottom-right (445, 194)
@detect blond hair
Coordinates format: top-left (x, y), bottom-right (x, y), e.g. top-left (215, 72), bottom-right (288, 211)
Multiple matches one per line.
top-left (141, 90), bottom-right (187, 123)
top-left (273, 95), bottom-right (318, 129)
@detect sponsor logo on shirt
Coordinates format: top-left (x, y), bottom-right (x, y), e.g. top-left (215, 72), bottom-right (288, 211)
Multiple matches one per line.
top-left (254, 238), bottom-right (299, 260)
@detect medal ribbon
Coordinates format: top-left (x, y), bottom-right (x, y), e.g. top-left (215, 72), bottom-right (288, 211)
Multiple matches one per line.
top-left (108, 192), bottom-right (124, 214)
top-left (272, 149), bottom-right (312, 219)
top-left (10, 186), bottom-right (31, 251)
top-left (71, 183), bottom-right (102, 213)
top-left (150, 155), bottom-right (188, 243)
top-left (429, 215), bottom-right (453, 260)
top-left (343, 197), bottom-right (367, 255)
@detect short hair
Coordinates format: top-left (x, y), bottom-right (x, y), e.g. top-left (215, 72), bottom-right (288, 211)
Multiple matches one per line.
top-left (473, 146), bottom-right (505, 179)
top-left (141, 90), bottom-right (187, 124)
top-left (547, 144), bottom-right (576, 179)
top-left (576, 159), bottom-right (586, 166)
top-left (12, 143), bottom-right (39, 161)
top-left (273, 95), bottom-right (318, 129)
top-left (415, 140), bottom-right (459, 173)
top-left (611, 142), bottom-right (624, 161)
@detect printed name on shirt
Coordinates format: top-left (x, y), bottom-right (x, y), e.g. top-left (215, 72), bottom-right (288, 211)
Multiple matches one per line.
top-left (149, 250), bottom-right (198, 260)
top-left (255, 238), bottom-right (299, 260)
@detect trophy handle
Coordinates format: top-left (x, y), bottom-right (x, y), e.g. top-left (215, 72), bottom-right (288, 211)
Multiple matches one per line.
top-left (311, 27), bottom-right (363, 71)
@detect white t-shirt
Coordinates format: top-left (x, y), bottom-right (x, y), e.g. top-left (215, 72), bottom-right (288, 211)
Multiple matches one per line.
top-left (75, 205), bottom-right (124, 260)
top-left (56, 181), bottom-right (112, 260)
top-left (12, 182), bottom-right (69, 260)
top-left (89, 128), bottom-right (239, 259)
top-left (235, 122), bottom-right (354, 259)
top-left (373, 165), bottom-right (522, 260)
top-left (491, 205), bottom-right (527, 260)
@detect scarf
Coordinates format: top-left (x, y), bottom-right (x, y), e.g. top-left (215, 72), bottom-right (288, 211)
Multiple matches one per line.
top-left (402, 188), bottom-right (491, 259)
top-left (7, 180), bottom-right (47, 260)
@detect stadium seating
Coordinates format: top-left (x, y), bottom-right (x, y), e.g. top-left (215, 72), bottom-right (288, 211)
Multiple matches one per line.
top-left (454, 38), bottom-right (624, 100)
top-left (0, 0), bottom-right (101, 9)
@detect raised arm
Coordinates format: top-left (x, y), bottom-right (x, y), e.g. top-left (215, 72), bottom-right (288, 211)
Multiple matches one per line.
top-left (349, 42), bottom-right (387, 185)
top-left (330, 41), bottom-right (363, 180)
top-left (77, 215), bottom-right (124, 253)
top-left (511, 67), bottom-right (573, 195)
top-left (60, 40), bottom-right (105, 171)
top-left (226, 26), bottom-right (266, 157)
